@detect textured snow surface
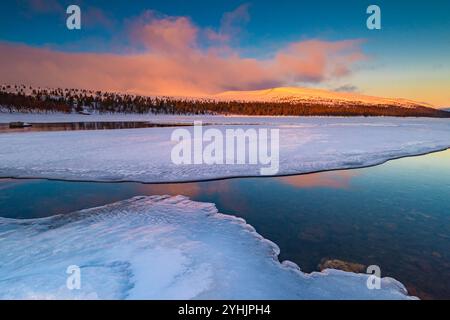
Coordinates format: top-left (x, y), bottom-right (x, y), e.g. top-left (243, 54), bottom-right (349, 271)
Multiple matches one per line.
top-left (0, 116), bottom-right (449, 182)
top-left (0, 195), bottom-right (413, 300)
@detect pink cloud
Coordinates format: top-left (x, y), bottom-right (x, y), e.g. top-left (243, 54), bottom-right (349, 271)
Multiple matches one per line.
top-left (131, 15), bottom-right (198, 53)
top-left (26, 0), bottom-right (63, 13)
top-left (273, 39), bottom-right (366, 82)
top-left (206, 4), bottom-right (251, 43)
top-left (0, 13), bottom-right (365, 96)
top-left (83, 7), bottom-right (115, 30)
top-left (221, 3), bottom-right (251, 36)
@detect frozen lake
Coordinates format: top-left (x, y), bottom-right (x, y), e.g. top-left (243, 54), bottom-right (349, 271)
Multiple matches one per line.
top-left (1, 149), bottom-right (449, 299)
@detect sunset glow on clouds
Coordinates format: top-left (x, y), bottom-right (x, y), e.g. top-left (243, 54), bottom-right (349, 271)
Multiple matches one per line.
top-left (1, 1), bottom-right (449, 105)
top-left (0, 5), bottom-right (365, 96)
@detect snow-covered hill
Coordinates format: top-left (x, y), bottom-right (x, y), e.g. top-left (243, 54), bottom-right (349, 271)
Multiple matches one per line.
top-left (2, 84), bottom-right (449, 117)
top-left (213, 87), bottom-right (435, 109)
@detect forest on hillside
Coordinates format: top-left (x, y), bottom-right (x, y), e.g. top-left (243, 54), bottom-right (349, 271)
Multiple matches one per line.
top-left (1, 85), bottom-right (449, 118)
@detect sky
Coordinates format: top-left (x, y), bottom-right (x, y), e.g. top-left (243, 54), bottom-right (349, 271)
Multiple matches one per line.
top-left (0, 0), bottom-right (449, 106)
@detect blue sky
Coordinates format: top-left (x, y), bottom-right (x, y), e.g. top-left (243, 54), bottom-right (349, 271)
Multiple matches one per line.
top-left (1, 0), bottom-right (449, 105)
top-left (2, 1), bottom-right (449, 52)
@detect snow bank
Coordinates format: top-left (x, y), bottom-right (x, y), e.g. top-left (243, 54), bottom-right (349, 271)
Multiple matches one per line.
top-left (0, 117), bottom-right (449, 183)
top-left (0, 195), bottom-right (412, 300)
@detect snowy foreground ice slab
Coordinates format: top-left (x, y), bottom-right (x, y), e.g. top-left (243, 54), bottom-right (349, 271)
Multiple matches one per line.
top-left (0, 116), bottom-right (449, 182)
top-left (0, 195), bottom-right (412, 300)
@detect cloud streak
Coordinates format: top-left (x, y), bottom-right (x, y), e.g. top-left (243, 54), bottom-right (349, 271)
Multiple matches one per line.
top-left (0, 9), bottom-right (365, 96)
top-left (26, 0), bottom-right (64, 13)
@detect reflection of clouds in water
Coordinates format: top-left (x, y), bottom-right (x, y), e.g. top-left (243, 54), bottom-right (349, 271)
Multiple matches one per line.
top-left (277, 170), bottom-right (359, 189)
top-left (137, 183), bottom-right (203, 198)
top-left (136, 180), bottom-right (251, 213)
top-left (136, 180), bottom-right (232, 198)
top-left (210, 180), bottom-right (252, 213)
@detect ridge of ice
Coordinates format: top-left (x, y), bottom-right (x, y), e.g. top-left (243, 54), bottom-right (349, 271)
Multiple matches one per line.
top-left (0, 195), bottom-right (414, 300)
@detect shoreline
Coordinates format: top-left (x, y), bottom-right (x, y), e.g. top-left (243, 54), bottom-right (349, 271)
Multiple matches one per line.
top-left (1, 146), bottom-right (448, 185)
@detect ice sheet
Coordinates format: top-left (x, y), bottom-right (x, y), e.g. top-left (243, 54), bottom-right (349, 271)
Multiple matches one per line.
top-left (0, 116), bottom-right (449, 183)
top-left (0, 195), bottom-right (413, 300)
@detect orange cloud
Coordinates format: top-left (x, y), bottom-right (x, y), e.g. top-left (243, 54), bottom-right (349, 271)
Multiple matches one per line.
top-left (0, 13), bottom-right (365, 96)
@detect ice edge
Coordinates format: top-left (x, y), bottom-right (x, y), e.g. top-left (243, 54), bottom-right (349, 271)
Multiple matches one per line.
top-left (0, 194), bottom-right (417, 300)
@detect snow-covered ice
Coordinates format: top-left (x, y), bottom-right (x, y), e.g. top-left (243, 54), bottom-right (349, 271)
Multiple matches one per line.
top-left (0, 195), bottom-right (413, 300)
top-left (0, 115), bottom-right (437, 299)
top-left (0, 116), bottom-right (449, 182)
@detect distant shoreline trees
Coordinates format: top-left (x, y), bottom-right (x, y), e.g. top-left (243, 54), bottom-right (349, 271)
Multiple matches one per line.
top-left (1, 84), bottom-right (449, 118)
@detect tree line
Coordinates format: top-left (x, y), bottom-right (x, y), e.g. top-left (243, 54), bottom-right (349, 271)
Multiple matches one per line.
top-left (1, 85), bottom-right (449, 118)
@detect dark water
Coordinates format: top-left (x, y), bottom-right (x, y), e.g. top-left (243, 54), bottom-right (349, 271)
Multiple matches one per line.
top-left (1, 150), bottom-right (449, 299)
top-left (0, 121), bottom-right (189, 133)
